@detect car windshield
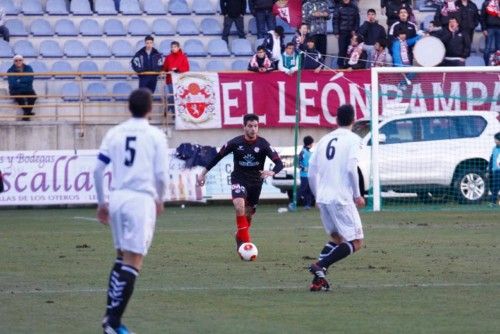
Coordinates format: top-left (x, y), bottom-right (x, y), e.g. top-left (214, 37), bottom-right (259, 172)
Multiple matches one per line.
top-left (352, 120), bottom-right (371, 138)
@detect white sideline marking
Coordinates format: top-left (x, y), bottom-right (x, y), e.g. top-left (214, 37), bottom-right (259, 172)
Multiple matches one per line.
top-left (73, 216), bottom-right (100, 223)
top-left (2, 282), bottom-right (499, 295)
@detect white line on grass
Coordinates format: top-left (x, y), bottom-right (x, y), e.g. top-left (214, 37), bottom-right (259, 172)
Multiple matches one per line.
top-left (73, 216), bottom-right (100, 223)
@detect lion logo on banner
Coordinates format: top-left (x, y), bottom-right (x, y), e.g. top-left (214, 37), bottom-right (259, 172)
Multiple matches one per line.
top-left (175, 75), bottom-right (216, 124)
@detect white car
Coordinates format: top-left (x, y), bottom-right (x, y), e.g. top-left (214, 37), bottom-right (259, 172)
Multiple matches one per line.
top-left (272, 111), bottom-right (499, 204)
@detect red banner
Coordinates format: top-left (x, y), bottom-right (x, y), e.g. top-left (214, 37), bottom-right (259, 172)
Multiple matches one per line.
top-left (273, 0), bottom-right (302, 28)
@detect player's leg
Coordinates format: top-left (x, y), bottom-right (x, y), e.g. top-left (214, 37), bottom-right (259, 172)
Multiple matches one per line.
top-left (231, 183), bottom-right (251, 250)
top-left (103, 250), bottom-right (124, 321)
top-left (244, 184), bottom-right (262, 228)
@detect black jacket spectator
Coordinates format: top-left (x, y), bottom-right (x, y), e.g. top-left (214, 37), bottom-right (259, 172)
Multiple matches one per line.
top-left (480, 0), bottom-right (500, 30)
top-left (357, 20), bottom-right (387, 45)
top-left (302, 46), bottom-right (323, 70)
top-left (249, 0), bottom-right (274, 10)
top-left (456, 0), bottom-right (480, 33)
top-left (131, 46), bottom-right (163, 93)
top-left (431, 26), bottom-right (471, 59)
top-left (332, 1), bottom-right (360, 34)
top-left (434, 0), bottom-right (462, 27)
top-left (389, 20), bottom-right (418, 40)
top-left (8, 57), bottom-right (37, 120)
top-left (221, 0), bottom-right (246, 17)
top-left (383, 0), bottom-right (413, 28)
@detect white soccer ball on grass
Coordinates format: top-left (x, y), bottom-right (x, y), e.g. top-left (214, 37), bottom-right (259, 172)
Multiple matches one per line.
top-left (238, 242), bottom-right (258, 261)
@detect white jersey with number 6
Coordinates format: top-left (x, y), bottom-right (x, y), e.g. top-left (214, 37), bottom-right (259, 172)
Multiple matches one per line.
top-left (308, 128), bottom-right (361, 205)
top-left (98, 118), bottom-right (168, 200)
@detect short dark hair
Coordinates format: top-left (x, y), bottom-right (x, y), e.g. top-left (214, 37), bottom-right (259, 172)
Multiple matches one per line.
top-left (285, 42), bottom-right (295, 48)
top-left (171, 41), bottom-right (180, 47)
top-left (275, 26), bottom-right (284, 37)
top-left (256, 45), bottom-right (266, 52)
top-left (376, 38), bottom-right (387, 48)
top-left (128, 89), bottom-right (152, 118)
top-left (337, 104), bottom-right (355, 127)
top-left (306, 37), bottom-right (315, 44)
top-left (145, 35), bottom-right (154, 42)
top-left (367, 8), bottom-right (376, 14)
top-left (243, 113), bottom-right (259, 125)
top-left (353, 33), bottom-right (364, 44)
top-left (303, 135), bottom-right (314, 146)
top-left (495, 132), bottom-right (500, 141)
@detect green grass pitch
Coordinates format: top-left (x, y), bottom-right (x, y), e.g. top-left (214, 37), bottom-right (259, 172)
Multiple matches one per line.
top-left (0, 205), bottom-right (499, 333)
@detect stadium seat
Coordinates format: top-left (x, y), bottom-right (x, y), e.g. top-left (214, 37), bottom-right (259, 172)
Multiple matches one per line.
top-left (144, 0), bottom-right (167, 14)
top-left (120, 0), bottom-right (142, 15)
top-left (61, 82), bottom-right (80, 101)
top-left (55, 19), bottom-right (78, 36)
top-left (159, 39), bottom-right (174, 55)
top-left (183, 39), bottom-right (206, 57)
top-left (248, 18), bottom-right (257, 35)
top-left (21, 0), bottom-right (43, 15)
top-left (135, 39), bottom-right (145, 50)
top-left (28, 60), bottom-right (49, 79)
top-left (64, 40), bottom-right (87, 57)
top-left (465, 55), bottom-right (485, 66)
top-left (128, 19), bottom-right (152, 36)
top-left (0, 0), bottom-right (19, 14)
top-left (189, 60), bottom-right (202, 71)
top-left (168, 0), bottom-right (191, 15)
top-left (420, 15), bottom-right (434, 31)
top-left (111, 40), bottom-right (134, 57)
top-left (30, 18), bottom-right (54, 36)
top-left (46, 0), bottom-right (68, 14)
top-left (95, 0), bottom-right (117, 15)
top-left (327, 17), bottom-right (333, 34)
top-left (254, 38), bottom-right (264, 51)
top-left (103, 61), bottom-right (127, 79)
top-left (51, 60), bottom-right (74, 79)
top-left (206, 60), bottom-right (226, 71)
top-left (476, 35), bottom-right (486, 53)
top-left (177, 18), bottom-right (199, 35)
top-left (276, 17), bottom-right (295, 34)
top-left (200, 18), bottom-right (222, 35)
top-left (192, 0), bottom-right (216, 14)
top-left (104, 19), bottom-right (127, 36)
top-left (39, 40), bottom-right (64, 57)
top-left (13, 40), bottom-right (38, 58)
top-left (231, 59), bottom-right (249, 71)
top-left (78, 60), bottom-right (100, 79)
top-left (4, 19), bottom-right (28, 37)
top-left (208, 39), bottom-right (230, 56)
top-left (152, 18), bottom-right (175, 36)
top-left (231, 39), bottom-right (253, 56)
top-left (86, 82), bottom-right (111, 101)
top-left (112, 82), bottom-right (133, 101)
top-left (80, 19), bottom-right (102, 36)
top-left (0, 61), bottom-right (10, 75)
top-left (70, 0), bottom-right (92, 15)
top-left (0, 40), bottom-right (14, 58)
top-left (88, 40), bottom-right (112, 57)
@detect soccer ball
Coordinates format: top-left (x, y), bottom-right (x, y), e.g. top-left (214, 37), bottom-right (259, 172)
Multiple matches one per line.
top-left (238, 242), bottom-right (258, 261)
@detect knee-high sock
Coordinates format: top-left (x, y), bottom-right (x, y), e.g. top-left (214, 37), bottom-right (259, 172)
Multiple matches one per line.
top-left (318, 241), bottom-right (337, 261)
top-left (105, 257), bottom-right (123, 317)
top-left (107, 264), bottom-right (139, 329)
top-left (317, 242), bottom-right (355, 269)
top-left (236, 215), bottom-right (250, 243)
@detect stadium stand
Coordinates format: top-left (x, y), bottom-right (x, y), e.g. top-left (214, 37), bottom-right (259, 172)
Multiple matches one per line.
top-left (120, 0), bottom-right (143, 15)
top-left (206, 60), bottom-right (226, 71)
top-left (61, 82), bottom-right (80, 101)
top-left (111, 40), bottom-right (134, 57)
top-left (55, 19), bottom-right (78, 36)
top-left (0, 40), bottom-right (13, 57)
top-left (144, 0), bottom-right (167, 15)
top-left (159, 39), bottom-right (174, 54)
top-left (5, 19), bottom-right (29, 36)
top-left (183, 39), bottom-right (206, 56)
top-left (96, 0), bottom-right (118, 15)
top-left (50, 60), bottom-right (74, 78)
top-left (192, 0), bottom-right (216, 15)
top-left (39, 40), bottom-right (64, 57)
top-left (28, 60), bottom-right (49, 78)
top-left (88, 40), bottom-right (112, 58)
top-left (103, 19), bottom-right (127, 36)
top-left (30, 18), bottom-right (54, 36)
top-left (13, 40), bottom-right (38, 58)
top-left (168, 0), bottom-right (191, 15)
top-left (176, 17), bottom-right (199, 35)
top-left (103, 61), bottom-right (128, 79)
top-left (86, 82), bottom-right (111, 101)
top-left (207, 39), bottom-right (231, 56)
top-left (200, 18), bottom-right (222, 36)
top-left (21, 0), bottom-right (44, 15)
top-left (152, 18), bottom-right (175, 36)
top-left (231, 59), bottom-right (249, 71)
top-left (80, 19), bottom-right (103, 36)
top-left (128, 18), bottom-right (152, 36)
top-left (46, 0), bottom-right (68, 15)
top-left (63, 40), bottom-right (87, 57)
top-left (78, 60), bottom-right (100, 79)
top-left (231, 39), bottom-right (253, 56)
top-left (0, 0), bottom-right (19, 14)
top-left (70, 0), bottom-right (93, 15)
top-left (112, 82), bottom-right (133, 101)
top-left (189, 60), bottom-right (202, 71)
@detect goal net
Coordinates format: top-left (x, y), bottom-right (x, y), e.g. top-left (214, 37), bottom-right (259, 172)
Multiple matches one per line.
top-left (367, 66), bottom-right (500, 211)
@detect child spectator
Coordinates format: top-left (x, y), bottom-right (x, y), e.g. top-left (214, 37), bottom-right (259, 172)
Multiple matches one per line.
top-left (299, 135), bottom-right (315, 209)
top-left (8, 55), bottom-right (37, 121)
top-left (333, 0), bottom-right (361, 68)
top-left (0, 6), bottom-right (9, 42)
top-left (302, 38), bottom-right (324, 72)
top-left (344, 33), bottom-right (367, 69)
top-left (131, 35), bottom-right (163, 93)
top-left (430, 17), bottom-right (470, 66)
top-left (391, 27), bottom-right (421, 66)
top-left (481, 0), bottom-right (500, 66)
top-left (371, 38), bottom-right (393, 67)
top-left (302, 0), bottom-right (331, 56)
top-left (278, 42), bottom-right (300, 75)
top-left (488, 132), bottom-right (500, 205)
top-left (162, 41), bottom-right (189, 113)
top-left (294, 23), bottom-right (311, 52)
top-left (248, 45), bottom-right (275, 72)
top-left (220, 0), bottom-right (246, 43)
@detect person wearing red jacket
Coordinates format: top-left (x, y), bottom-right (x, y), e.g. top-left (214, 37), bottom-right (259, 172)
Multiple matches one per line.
top-left (162, 41), bottom-right (190, 113)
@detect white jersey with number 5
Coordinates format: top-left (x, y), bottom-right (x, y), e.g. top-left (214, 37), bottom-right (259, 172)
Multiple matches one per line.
top-left (308, 128), bottom-right (361, 205)
top-left (98, 118), bottom-right (168, 199)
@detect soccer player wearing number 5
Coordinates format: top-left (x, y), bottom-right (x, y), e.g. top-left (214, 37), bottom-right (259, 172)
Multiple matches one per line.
top-left (307, 104), bottom-right (365, 292)
top-left (93, 89), bottom-right (168, 334)
top-left (197, 114), bottom-right (283, 254)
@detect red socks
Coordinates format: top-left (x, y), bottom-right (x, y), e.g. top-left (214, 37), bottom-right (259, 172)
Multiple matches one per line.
top-left (236, 215), bottom-right (251, 243)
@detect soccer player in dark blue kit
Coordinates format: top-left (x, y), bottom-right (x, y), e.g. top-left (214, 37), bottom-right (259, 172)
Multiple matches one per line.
top-left (197, 114), bottom-right (283, 253)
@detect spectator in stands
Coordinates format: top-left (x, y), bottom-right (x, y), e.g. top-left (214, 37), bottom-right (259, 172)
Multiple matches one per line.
top-left (131, 36), bottom-right (163, 94)
top-left (430, 17), bottom-right (470, 66)
top-left (294, 23), bottom-right (310, 52)
top-left (391, 26), bottom-right (422, 66)
top-left (278, 42), bottom-right (299, 75)
top-left (333, 0), bottom-right (360, 68)
top-left (262, 26), bottom-right (285, 64)
top-left (481, 0), bottom-right (500, 66)
top-left (302, 38), bottom-right (323, 72)
top-left (371, 38), bottom-right (393, 67)
top-left (0, 6), bottom-right (9, 42)
top-left (382, 0), bottom-right (413, 29)
top-left (389, 7), bottom-right (418, 40)
top-left (302, 0), bottom-right (331, 56)
top-left (343, 33), bottom-right (367, 69)
top-left (457, 0), bottom-right (481, 45)
top-left (248, 45), bottom-right (275, 72)
top-left (434, 0), bottom-right (462, 28)
top-left (357, 9), bottom-right (386, 63)
top-left (113, 0), bottom-right (120, 12)
top-left (488, 132), bottom-right (500, 205)
top-left (162, 41), bottom-right (190, 113)
top-left (220, 0), bottom-right (246, 43)
top-left (490, 49), bottom-right (500, 65)
top-left (299, 135), bottom-right (314, 209)
top-left (8, 55), bottom-right (37, 121)
top-left (249, 0), bottom-right (276, 39)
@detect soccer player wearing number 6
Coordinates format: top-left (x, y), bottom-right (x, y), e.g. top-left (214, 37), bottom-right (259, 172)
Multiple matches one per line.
top-left (197, 114), bottom-right (283, 255)
top-left (307, 104), bottom-right (365, 292)
top-left (93, 89), bottom-right (169, 334)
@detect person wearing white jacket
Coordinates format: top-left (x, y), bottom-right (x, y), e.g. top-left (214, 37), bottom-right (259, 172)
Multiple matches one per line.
top-left (0, 7), bottom-right (10, 42)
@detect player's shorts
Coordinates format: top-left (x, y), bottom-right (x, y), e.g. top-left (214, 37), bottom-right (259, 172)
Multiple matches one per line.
top-left (109, 190), bottom-right (157, 256)
top-left (230, 180), bottom-right (262, 209)
top-left (318, 202), bottom-right (364, 241)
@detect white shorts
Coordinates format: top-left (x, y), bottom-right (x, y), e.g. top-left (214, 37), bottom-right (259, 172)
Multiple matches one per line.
top-left (318, 202), bottom-right (364, 241)
top-left (109, 190), bottom-right (157, 256)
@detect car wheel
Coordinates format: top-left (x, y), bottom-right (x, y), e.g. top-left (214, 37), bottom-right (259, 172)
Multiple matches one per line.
top-left (453, 168), bottom-right (487, 204)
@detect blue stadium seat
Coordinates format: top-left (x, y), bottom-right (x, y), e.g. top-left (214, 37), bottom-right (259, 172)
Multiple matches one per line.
top-left (135, 39), bottom-right (145, 50)
top-left (465, 55), bottom-right (485, 66)
top-left (70, 0), bottom-right (92, 15)
top-left (13, 40), bottom-right (38, 58)
top-left (103, 61), bottom-right (127, 79)
top-left (276, 17), bottom-right (295, 34)
top-left (86, 82), bottom-right (111, 101)
top-left (78, 60), bottom-right (99, 79)
top-left (0, 61), bottom-right (10, 75)
top-left (327, 18), bottom-right (333, 34)
top-left (51, 60), bottom-right (74, 79)
top-left (206, 60), bottom-right (226, 71)
top-left (168, 0), bottom-right (190, 15)
top-left (21, 0), bottom-right (43, 15)
top-left (46, 0), bottom-right (68, 15)
top-left (208, 39), bottom-right (230, 56)
top-left (200, 18), bottom-right (222, 35)
top-left (120, 0), bottom-right (142, 15)
top-left (104, 19), bottom-right (127, 36)
top-left (30, 18), bottom-right (54, 36)
top-left (80, 19), bottom-right (102, 36)
top-left (420, 14), bottom-right (434, 31)
top-left (0, 40), bottom-right (14, 58)
top-left (152, 18), bottom-right (175, 36)
top-left (95, 0), bottom-right (117, 15)
top-left (189, 60), bottom-right (201, 71)
top-left (61, 82), bottom-right (80, 101)
top-left (88, 40), bottom-right (112, 57)
top-left (28, 60), bottom-right (49, 79)
top-left (248, 18), bottom-right (257, 35)
top-left (0, 0), bottom-right (19, 14)
top-left (5, 19), bottom-right (28, 37)
top-left (231, 39), bottom-right (253, 56)
top-left (254, 38), bottom-right (264, 51)
top-left (113, 82), bottom-right (133, 101)
top-left (144, 0), bottom-right (166, 14)
top-left (55, 19), bottom-right (78, 36)
top-left (192, 0), bottom-right (215, 14)
top-left (111, 40), bottom-right (134, 57)
top-left (159, 39), bottom-right (174, 55)
top-left (231, 59), bottom-right (249, 71)
top-left (64, 40), bottom-right (87, 57)
top-left (128, 19), bottom-right (152, 36)
top-left (39, 40), bottom-right (64, 57)
top-left (177, 18), bottom-right (199, 35)
top-left (183, 39), bottom-right (206, 57)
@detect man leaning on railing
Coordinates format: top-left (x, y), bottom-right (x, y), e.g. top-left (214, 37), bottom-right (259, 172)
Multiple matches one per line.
top-left (7, 54), bottom-right (37, 121)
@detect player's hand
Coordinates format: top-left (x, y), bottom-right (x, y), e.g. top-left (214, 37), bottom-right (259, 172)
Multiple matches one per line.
top-left (97, 204), bottom-right (110, 226)
top-left (354, 196), bottom-right (366, 208)
top-left (196, 173), bottom-right (206, 186)
top-left (156, 201), bottom-right (165, 216)
top-left (260, 170), bottom-right (275, 179)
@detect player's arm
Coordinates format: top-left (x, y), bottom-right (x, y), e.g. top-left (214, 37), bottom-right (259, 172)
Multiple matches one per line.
top-left (348, 144), bottom-right (365, 208)
top-left (93, 151), bottom-right (111, 225)
top-left (197, 141), bottom-right (234, 185)
top-left (154, 133), bottom-right (169, 215)
top-left (260, 143), bottom-right (284, 179)
top-left (307, 149), bottom-right (319, 198)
